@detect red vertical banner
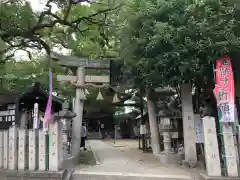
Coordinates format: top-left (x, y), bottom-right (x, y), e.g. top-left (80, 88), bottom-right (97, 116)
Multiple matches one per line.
top-left (214, 56), bottom-right (235, 122)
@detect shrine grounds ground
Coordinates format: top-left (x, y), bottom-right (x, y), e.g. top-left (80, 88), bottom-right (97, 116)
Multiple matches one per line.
top-left (71, 139), bottom-right (205, 180)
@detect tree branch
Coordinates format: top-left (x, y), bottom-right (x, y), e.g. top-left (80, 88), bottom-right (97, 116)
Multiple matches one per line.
top-left (64, 0), bottom-right (73, 21)
top-left (72, 4), bottom-right (121, 25)
top-left (0, 0), bottom-right (121, 58)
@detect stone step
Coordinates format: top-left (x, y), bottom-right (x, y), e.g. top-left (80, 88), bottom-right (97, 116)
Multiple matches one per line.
top-left (72, 172), bottom-right (195, 180)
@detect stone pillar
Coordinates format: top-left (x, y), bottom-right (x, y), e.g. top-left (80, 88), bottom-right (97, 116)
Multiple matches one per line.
top-left (33, 103), bottom-right (39, 129)
top-left (0, 131), bottom-right (3, 168)
top-left (18, 129), bottom-right (27, 170)
top-left (114, 125), bottom-right (121, 139)
top-left (20, 112), bottom-right (27, 129)
top-left (162, 131), bottom-right (173, 153)
top-left (234, 107), bottom-right (239, 174)
top-left (3, 130), bottom-right (8, 169)
top-left (237, 125), bottom-right (240, 175)
top-left (38, 130), bottom-right (46, 171)
top-left (29, 130), bottom-right (38, 171)
top-left (72, 66), bottom-right (85, 157)
top-left (147, 97), bottom-right (160, 154)
top-left (181, 83), bottom-right (197, 166)
top-left (202, 116), bottom-right (221, 177)
top-left (8, 126), bottom-right (18, 170)
top-left (222, 123), bottom-right (239, 177)
top-left (159, 117), bottom-right (179, 164)
top-left (49, 121), bottom-right (62, 171)
top-left (61, 122), bottom-right (69, 157)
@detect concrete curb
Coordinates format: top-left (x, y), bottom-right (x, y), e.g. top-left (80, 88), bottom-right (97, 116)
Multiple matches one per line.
top-left (86, 140), bottom-right (101, 165)
top-left (73, 171), bottom-right (195, 180)
top-left (199, 173), bottom-right (240, 180)
top-left (0, 169), bottom-right (68, 180)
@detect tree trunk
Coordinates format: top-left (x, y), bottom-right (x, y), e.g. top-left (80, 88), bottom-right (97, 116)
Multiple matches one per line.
top-left (147, 90), bottom-right (161, 155)
top-left (181, 83), bottom-right (197, 166)
top-left (139, 91), bottom-right (146, 152)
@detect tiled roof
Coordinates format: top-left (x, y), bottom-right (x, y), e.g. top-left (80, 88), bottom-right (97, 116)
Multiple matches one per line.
top-left (0, 92), bottom-right (20, 104)
top-left (0, 83), bottom-right (63, 105)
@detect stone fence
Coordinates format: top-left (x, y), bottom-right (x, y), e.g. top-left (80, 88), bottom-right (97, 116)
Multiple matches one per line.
top-left (0, 121), bottom-right (63, 172)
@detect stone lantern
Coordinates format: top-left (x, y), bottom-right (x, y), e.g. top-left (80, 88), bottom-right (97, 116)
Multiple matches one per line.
top-left (158, 109), bottom-right (179, 164)
top-left (54, 101), bottom-right (76, 157)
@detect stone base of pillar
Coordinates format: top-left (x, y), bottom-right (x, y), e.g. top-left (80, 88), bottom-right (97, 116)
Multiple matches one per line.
top-left (182, 159), bottom-right (200, 168)
top-left (158, 152), bottom-right (180, 164)
top-left (200, 173), bottom-right (239, 180)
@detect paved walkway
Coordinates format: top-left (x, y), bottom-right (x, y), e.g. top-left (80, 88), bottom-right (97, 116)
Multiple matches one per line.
top-left (73, 140), bottom-right (205, 180)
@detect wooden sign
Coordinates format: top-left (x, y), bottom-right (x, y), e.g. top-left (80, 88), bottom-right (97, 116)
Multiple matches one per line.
top-left (57, 75), bottom-right (110, 83)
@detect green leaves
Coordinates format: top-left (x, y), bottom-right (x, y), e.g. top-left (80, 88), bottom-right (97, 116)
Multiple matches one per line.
top-left (0, 58), bottom-right (75, 97)
top-left (0, 0), bottom-right (122, 59)
top-left (0, 1), bottom-right (36, 35)
top-left (119, 0), bottom-right (240, 88)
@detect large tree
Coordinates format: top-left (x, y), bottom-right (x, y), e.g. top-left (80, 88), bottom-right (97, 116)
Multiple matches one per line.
top-left (0, 57), bottom-right (75, 97)
top-left (117, 0), bottom-right (240, 155)
top-left (119, 0), bottom-right (240, 89)
top-left (0, 0), bottom-right (121, 61)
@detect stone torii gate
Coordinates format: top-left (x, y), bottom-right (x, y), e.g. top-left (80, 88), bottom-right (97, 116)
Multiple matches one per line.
top-left (51, 53), bottom-right (110, 157)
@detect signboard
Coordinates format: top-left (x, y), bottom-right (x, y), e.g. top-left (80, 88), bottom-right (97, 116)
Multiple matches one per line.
top-left (194, 114), bottom-right (204, 143)
top-left (214, 56), bottom-right (235, 122)
top-left (140, 125), bottom-right (147, 135)
top-left (57, 75), bottom-right (77, 82)
top-left (85, 75), bottom-right (110, 83)
top-left (33, 103), bottom-right (39, 129)
top-left (86, 60), bottom-right (110, 69)
top-left (57, 75), bottom-right (110, 83)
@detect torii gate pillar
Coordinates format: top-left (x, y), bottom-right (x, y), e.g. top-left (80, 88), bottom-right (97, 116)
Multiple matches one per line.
top-left (52, 53), bottom-right (110, 157)
top-left (72, 66), bottom-right (85, 156)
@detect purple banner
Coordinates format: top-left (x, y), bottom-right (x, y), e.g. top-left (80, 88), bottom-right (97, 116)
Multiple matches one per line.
top-left (44, 71), bottom-right (53, 130)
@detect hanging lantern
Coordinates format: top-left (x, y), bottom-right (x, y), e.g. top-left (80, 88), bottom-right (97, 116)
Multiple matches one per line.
top-left (112, 92), bottom-right (120, 103)
top-left (96, 89), bottom-right (104, 100)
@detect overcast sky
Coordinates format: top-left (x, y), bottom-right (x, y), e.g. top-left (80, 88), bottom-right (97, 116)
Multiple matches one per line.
top-left (27, 0), bottom-right (58, 13)
top-left (15, 1), bottom-right (69, 60)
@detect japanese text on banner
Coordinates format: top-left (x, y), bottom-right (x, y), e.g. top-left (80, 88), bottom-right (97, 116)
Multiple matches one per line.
top-left (214, 56), bottom-right (235, 123)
